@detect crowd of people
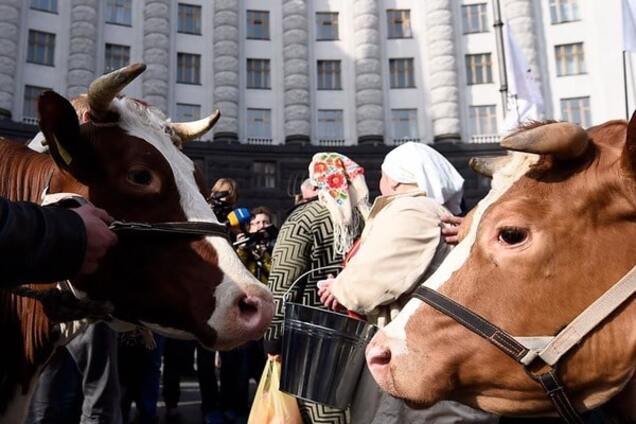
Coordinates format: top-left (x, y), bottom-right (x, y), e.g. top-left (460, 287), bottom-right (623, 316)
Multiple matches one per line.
top-left (1, 140), bottom-right (478, 424)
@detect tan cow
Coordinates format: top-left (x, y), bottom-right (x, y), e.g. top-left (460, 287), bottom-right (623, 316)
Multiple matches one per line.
top-left (366, 117), bottom-right (636, 419)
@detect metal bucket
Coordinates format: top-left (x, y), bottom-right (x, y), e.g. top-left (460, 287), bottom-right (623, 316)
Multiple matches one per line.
top-left (280, 301), bottom-right (378, 409)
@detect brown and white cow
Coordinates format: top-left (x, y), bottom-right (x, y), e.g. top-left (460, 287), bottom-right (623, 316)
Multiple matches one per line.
top-left (366, 117), bottom-right (636, 418)
top-left (0, 63), bottom-right (274, 421)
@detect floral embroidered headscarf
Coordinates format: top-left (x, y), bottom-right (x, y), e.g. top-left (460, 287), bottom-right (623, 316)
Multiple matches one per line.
top-left (309, 152), bottom-right (370, 255)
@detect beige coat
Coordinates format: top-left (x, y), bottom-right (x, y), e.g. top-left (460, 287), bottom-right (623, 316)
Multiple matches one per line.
top-left (330, 189), bottom-right (451, 327)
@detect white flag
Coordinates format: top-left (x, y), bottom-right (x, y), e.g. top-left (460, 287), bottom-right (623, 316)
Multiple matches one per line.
top-left (501, 23), bottom-right (544, 134)
top-left (624, 0), bottom-right (636, 52)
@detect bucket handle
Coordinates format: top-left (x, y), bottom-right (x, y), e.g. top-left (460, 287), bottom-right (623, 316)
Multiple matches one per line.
top-left (282, 264), bottom-right (344, 304)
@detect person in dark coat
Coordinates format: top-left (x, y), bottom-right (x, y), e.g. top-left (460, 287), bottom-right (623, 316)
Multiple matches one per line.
top-left (0, 197), bottom-right (116, 286)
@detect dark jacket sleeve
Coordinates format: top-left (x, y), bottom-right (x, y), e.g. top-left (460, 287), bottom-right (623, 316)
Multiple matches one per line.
top-left (0, 197), bottom-right (87, 286)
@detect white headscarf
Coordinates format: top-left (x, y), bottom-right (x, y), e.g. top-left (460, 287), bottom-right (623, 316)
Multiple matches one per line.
top-left (381, 142), bottom-right (465, 214)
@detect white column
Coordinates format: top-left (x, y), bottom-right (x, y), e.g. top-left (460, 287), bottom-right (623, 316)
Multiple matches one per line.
top-left (67, 0), bottom-right (99, 98)
top-left (503, 0), bottom-right (543, 92)
top-left (426, 0), bottom-right (461, 142)
top-left (0, 0), bottom-right (22, 117)
top-left (213, 0), bottom-right (240, 142)
top-left (282, 0), bottom-right (310, 144)
top-left (142, 0), bottom-right (170, 114)
top-left (353, 0), bottom-right (384, 144)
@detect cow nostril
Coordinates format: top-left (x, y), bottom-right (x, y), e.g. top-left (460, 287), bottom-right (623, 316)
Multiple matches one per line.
top-left (238, 296), bottom-right (260, 316)
top-left (367, 345), bottom-right (392, 367)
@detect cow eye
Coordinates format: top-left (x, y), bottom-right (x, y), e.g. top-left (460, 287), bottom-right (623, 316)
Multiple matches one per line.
top-left (127, 169), bottom-right (153, 186)
top-left (498, 227), bottom-right (528, 245)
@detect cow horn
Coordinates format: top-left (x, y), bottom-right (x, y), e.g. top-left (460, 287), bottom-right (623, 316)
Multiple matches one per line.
top-left (87, 63), bottom-right (146, 117)
top-left (170, 110), bottom-right (221, 142)
top-left (501, 122), bottom-right (589, 159)
top-left (469, 155), bottom-right (511, 178)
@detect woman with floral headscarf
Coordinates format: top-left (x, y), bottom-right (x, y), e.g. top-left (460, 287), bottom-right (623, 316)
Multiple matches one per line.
top-left (264, 152), bottom-right (369, 424)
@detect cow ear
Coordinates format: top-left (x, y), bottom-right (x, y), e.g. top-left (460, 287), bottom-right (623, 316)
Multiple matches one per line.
top-left (38, 90), bottom-right (98, 182)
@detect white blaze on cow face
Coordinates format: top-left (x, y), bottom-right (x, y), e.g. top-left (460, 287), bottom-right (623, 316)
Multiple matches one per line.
top-left (113, 98), bottom-right (274, 348)
top-left (379, 152), bottom-right (540, 354)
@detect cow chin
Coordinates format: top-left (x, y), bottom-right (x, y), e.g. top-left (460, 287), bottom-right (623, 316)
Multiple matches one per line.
top-left (366, 331), bottom-right (452, 409)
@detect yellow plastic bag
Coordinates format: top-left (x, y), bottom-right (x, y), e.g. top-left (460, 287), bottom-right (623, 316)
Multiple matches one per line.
top-left (248, 356), bottom-right (303, 424)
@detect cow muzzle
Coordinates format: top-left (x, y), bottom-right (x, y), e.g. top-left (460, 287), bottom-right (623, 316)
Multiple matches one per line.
top-left (208, 279), bottom-right (274, 351)
top-left (366, 332), bottom-right (396, 392)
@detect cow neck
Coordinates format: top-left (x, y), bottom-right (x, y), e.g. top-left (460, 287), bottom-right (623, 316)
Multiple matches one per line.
top-left (412, 262), bottom-right (636, 424)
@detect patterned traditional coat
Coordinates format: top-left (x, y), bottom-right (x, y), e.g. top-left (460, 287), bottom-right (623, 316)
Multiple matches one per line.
top-left (264, 199), bottom-right (356, 424)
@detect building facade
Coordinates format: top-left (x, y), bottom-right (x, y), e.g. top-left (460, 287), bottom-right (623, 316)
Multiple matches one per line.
top-left (0, 0), bottom-right (633, 215)
top-left (1, 0), bottom-right (633, 145)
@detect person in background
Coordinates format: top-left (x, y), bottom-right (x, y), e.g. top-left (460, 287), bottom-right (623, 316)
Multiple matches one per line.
top-left (264, 153), bottom-right (370, 424)
top-left (317, 142), bottom-right (497, 424)
top-left (118, 328), bottom-right (164, 424)
top-left (28, 322), bottom-right (122, 424)
top-left (235, 206), bottom-right (276, 284)
top-left (208, 178), bottom-right (239, 224)
top-left (218, 207), bottom-right (277, 423)
top-left (162, 339), bottom-right (222, 424)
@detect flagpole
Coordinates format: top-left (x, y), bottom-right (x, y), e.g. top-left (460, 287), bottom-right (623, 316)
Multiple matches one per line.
top-left (493, 0), bottom-right (508, 117)
top-left (624, 50), bottom-right (630, 119)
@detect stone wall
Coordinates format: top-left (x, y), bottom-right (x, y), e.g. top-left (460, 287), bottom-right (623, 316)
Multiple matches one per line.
top-left (67, 0), bottom-right (98, 98)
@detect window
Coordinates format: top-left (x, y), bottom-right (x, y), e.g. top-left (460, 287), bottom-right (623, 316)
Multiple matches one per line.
top-left (177, 53), bottom-right (201, 84)
top-left (462, 4), bottom-right (488, 33)
top-left (105, 0), bottom-right (132, 26)
top-left (247, 10), bottom-right (269, 39)
top-left (31, 0), bottom-right (57, 13)
top-left (317, 60), bottom-right (341, 90)
top-left (27, 30), bottom-right (55, 66)
top-left (175, 103), bottom-right (201, 121)
top-left (469, 105), bottom-right (498, 135)
top-left (247, 108), bottom-right (272, 140)
top-left (317, 110), bottom-right (344, 140)
top-left (247, 59), bottom-right (271, 89)
top-left (252, 161), bottom-right (276, 189)
top-left (389, 58), bottom-right (415, 88)
top-left (465, 53), bottom-right (493, 85)
top-left (316, 12), bottom-right (338, 40)
top-left (23, 85), bottom-right (50, 122)
top-left (555, 43), bottom-right (586, 76)
top-left (178, 4), bottom-right (202, 35)
top-left (391, 109), bottom-right (418, 140)
top-left (387, 10), bottom-right (412, 38)
top-left (549, 0), bottom-right (580, 24)
top-left (560, 97), bottom-right (591, 127)
top-left (104, 44), bottom-right (130, 73)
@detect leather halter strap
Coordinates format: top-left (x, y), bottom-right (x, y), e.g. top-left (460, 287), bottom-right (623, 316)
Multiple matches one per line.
top-left (109, 220), bottom-right (230, 240)
top-left (414, 286), bottom-right (584, 424)
top-left (42, 192), bottom-right (231, 240)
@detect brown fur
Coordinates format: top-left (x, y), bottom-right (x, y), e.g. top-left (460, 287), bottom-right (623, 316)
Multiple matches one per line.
top-left (0, 140), bottom-right (58, 413)
top-left (372, 119), bottom-right (636, 416)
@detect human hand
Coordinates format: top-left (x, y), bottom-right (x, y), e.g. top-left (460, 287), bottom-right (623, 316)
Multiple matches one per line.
top-left (267, 354), bottom-right (281, 363)
top-left (71, 204), bottom-right (118, 275)
top-left (441, 214), bottom-right (464, 245)
top-left (318, 276), bottom-right (341, 311)
top-left (236, 232), bottom-right (248, 250)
